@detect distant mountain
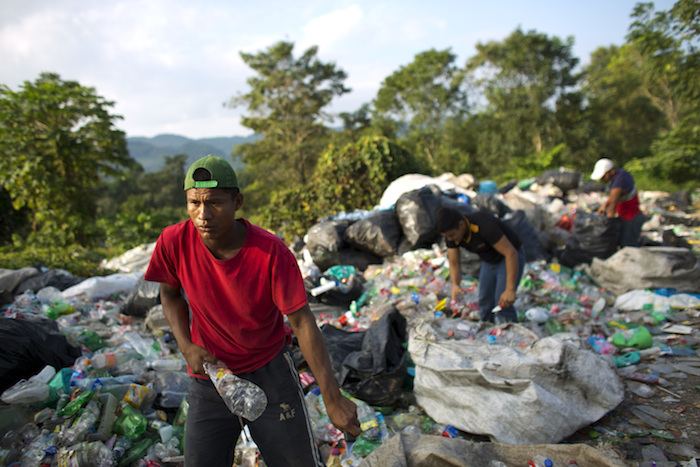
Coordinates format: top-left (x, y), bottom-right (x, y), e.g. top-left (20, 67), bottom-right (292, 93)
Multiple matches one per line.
top-left (127, 134), bottom-right (259, 172)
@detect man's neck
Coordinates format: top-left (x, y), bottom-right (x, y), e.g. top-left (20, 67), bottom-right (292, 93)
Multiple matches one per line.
top-left (203, 219), bottom-right (247, 260)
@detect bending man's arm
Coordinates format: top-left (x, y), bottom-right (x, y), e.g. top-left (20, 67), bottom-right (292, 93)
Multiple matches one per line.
top-left (492, 236), bottom-right (519, 309)
top-left (287, 305), bottom-right (361, 437)
top-left (159, 283), bottom-right (218, 375)
top-left (598, 187), bottom-right (625, 217)
top-left (447, 247), bottom-right (463, 300)
top-left (603, 187), bottom-right (625, 218)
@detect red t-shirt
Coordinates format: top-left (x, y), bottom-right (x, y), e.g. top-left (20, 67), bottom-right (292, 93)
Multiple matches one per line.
top-left (144, 218), bottom-right (307, 377)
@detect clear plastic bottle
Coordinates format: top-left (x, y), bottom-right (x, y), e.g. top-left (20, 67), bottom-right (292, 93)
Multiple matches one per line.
top-left (58, 440), bottom-right (114, 467)
top-left (20, 429), bottom-right (58, 467)
top-left (122, 331), bottom-right (160, 360)
top-left (62, 399), bottom-right (101, 445)
top-left (203, 362), bottom-right (268, 421)
top-left (353, 398), bottom-right (380, 441)
top-left (111, 436), bottom-right (133, 464)
top-left (97, 392), bottom-right (119, 440)
top-left (528, 455), bottom-right (556, 467)
top-left (91, 349), bottom-right (139, 371)
top-left (148, 357), bottom-right (185, 372)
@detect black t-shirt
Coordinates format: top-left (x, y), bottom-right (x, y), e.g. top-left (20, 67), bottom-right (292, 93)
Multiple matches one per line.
top-left (445, 211), bottom-right (522, 264)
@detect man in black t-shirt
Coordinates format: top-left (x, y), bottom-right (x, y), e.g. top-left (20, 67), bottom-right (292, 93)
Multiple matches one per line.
top-left (435, 207), bottom-right (525, 323)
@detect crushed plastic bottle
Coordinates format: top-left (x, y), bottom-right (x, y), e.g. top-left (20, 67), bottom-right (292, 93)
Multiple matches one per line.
top-left (351, 397), bottom-right (381, 441)
top-left (113, 402), bottom-right (148, 440)
top-left (62, 399), bottom-right (101, 445)
top-left (203, 361), bottom-right (267, 421)
top-left (123, 331), bottom-right (161, 360)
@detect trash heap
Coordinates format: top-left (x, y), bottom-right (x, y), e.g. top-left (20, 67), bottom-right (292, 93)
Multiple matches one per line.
top-left (300, 243), bottom-right (700, 466)
top-left (1, 171), bottom-right (699, 466)
top-left (1, 285), bottom-right (190, 467)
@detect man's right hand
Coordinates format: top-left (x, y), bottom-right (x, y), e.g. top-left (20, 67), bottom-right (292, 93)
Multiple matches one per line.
top-left (181, 343), bottom-right (221, 375)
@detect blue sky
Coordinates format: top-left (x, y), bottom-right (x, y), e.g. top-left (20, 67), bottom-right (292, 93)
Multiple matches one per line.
top-left (0, 0), bottom-right (676, 139)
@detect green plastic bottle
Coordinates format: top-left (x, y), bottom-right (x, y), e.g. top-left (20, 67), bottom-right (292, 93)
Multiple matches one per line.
top-left (612, 326), bottom-right (653, 349)
top-left (118, 437), bottom-right (154, 467)
top-left (113, 403), bottom-right (147, 440)
top-left (57, 390), bottom-right (94, 418)
top-left (545, 318), bottom-right (566, 335)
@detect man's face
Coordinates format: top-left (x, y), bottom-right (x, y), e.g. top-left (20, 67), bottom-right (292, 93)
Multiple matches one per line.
top-left (441, 220), bottom-right (467, 244)
top-left (186, 188), bottom-right (243, 242)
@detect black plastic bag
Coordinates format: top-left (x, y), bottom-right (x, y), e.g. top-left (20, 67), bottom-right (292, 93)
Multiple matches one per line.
top-left (306, 220), bottom-right (354, 271)
top-left (395, 186), bottom-right (445, 254)
top-left (559, 213), bottom-right (621, 267)
top-left (0, 318), bottom-right (82, 393)
top-left (502, 210), bottom-right (548, 262)
top-left (339, 308), bottom-right (408, 406)
top-left (0, 267), bottom-right (40, 307)
top-left (343, 210), bottom-right (402, 258)
top-left (536, 169), bottom-right (582, 193)
top-left (318, 324), bottom-right (366, 381)
top-left (123, 277), bottom-right (161, 317)
top-left (471, 194), bottom-right (511, 218)
top-left (16, 269), bottom-right (84, 295)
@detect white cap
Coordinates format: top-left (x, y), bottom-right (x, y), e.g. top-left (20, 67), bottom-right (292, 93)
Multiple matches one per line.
top-left (591, 158), bottom-right (614, 180)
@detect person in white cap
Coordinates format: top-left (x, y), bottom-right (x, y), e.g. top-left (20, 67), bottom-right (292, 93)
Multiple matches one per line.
top-left (590, 158), bottom-right (645, 247)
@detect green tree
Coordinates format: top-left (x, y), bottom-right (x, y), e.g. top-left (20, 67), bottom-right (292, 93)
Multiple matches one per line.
top-left (465, 29), bottom-right (580, 177)
top-left (96, 154), bottom-right (188, 251)
top-left (627, 1), bottom-right (699, 128)
top-left (580, 45), bottom-right (667, 168)
top-left (254, 136), bottom-right (418, 242)
top-left (622, 0), bottom-right (700, 187)
top-left (373, 49), bottom-right (468, 174)
top-left (229, 41), bottom-right (350, 210)
top-left (0, 72), bottom-right (130, 247)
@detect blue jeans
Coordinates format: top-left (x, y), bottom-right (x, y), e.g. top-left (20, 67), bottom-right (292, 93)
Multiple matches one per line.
top-left (185, 348), bottom-right (323, 467)
top-left (619, 212), bottom-right (645, 248)
top-left (478, 248), bottom-right (526, 323)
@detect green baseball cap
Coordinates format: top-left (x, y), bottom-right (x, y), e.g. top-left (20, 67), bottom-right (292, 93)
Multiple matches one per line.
top-left (184, 155), bottom-right (238, 190)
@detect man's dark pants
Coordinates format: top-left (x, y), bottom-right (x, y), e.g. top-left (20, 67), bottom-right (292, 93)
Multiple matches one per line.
top-left (184, 348), bottom-right (323, 467)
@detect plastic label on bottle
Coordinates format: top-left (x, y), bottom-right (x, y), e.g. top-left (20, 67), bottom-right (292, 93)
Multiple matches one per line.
top-left (123, 384), bottom-right (149, 408)
top-left (360, 418), bottom-right (379, 432)
top-left (442, 425), bottom-right (459, 438)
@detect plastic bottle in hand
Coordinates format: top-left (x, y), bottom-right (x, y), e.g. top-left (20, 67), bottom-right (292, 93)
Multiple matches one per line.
top-left (203, 361), bottom-right (267, 421)
top-left (353, 398), bottom-right (380, 441)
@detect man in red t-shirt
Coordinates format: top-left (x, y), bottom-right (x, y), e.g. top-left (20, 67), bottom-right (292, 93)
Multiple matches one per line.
top-left (145, 155), bottom-right (359, 466)
top-left (591, 158), bottom-right (646, 247)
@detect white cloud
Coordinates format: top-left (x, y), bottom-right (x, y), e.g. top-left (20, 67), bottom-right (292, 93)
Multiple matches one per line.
top-left (299, 5), bottom-right (363, 52)
top-left (0, 0), bottom-right (678, 138)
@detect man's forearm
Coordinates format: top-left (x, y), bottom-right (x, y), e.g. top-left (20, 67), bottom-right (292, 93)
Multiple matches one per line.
top-left (291, 308), bottom-right (341, 399)
top-left (505, 249), bottom-right (519, 293)
top-left (160, 286), bottom-right (193, 352)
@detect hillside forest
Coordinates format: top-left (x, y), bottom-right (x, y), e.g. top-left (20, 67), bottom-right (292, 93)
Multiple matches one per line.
top-left (0, 1), bottom-right (698, 277)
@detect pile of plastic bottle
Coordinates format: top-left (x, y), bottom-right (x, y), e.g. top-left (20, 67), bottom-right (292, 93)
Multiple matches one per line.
top-left (1, 288), bottom-right (190, 466)
top-left (2, 241), bottom-right (699, 466)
